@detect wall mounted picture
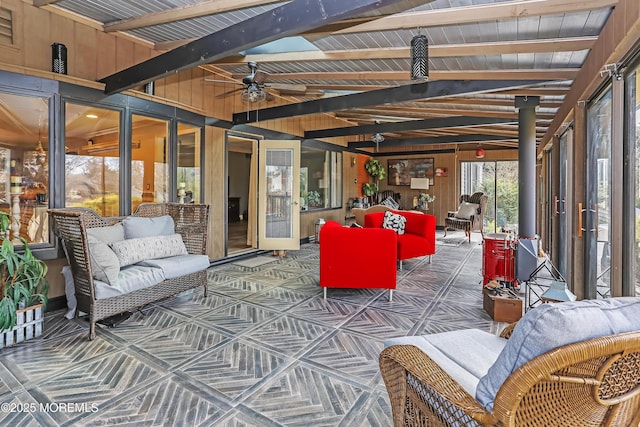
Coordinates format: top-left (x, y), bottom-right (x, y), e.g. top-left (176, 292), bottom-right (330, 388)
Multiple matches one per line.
top-left (387, 158), bottom-right (434, 186)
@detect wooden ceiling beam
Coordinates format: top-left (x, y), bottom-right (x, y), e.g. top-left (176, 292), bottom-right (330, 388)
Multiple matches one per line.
top-left (104, 0), bottom-right (283, 33)
top-left (100, 0), bottom-right (407, 94)
top-left (333, 0), bottom-right (618, 34)
top-left (230, 69), bottom-right (578, 81)
top-left (214, 37), bottom-right (596, 65)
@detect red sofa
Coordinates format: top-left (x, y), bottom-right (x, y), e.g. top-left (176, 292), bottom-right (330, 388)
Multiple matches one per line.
top-left (364, 210), bottom-right (436, 269)
top-left (319, 220), bottom-right (397, 300)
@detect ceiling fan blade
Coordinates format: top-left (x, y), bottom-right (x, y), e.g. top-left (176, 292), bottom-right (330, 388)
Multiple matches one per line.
top-left (253, 70), bottom-right (270, 85)
top-left (215, 87), bottom-right (244, 99)
top-left (205, 78), bottom-right (244, 85)
top-left (265, 91), bottom-right (276, 102)
top-left (266, 83), bottom-right (307, 94)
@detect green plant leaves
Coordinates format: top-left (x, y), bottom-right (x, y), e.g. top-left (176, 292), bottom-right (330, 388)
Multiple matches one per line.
top-left (0, 211), bottom-right (48, 333)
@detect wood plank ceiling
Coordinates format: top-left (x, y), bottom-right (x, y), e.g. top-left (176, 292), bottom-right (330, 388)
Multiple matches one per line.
top-left (37, 0), bottom-right (617, 155)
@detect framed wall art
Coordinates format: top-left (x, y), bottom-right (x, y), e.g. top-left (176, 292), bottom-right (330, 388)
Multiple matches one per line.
top-left (387, 158), bottom-right (434, 186)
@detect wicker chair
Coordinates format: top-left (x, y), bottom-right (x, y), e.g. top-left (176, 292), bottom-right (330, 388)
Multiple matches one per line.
top-left (380, 326), bottom-right (640, 427)
top-left (49, 203), bottom-right (210, 340)
top-left (444, 192), bottom-right (488, 242)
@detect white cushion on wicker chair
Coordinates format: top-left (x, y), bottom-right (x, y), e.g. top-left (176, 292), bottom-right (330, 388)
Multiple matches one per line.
top-left (476, 297), bottom-right (640, 411)
top-left (385, 329), bottom-right (507, 396)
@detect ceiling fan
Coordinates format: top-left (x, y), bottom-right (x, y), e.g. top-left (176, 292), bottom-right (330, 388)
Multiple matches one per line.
top-left (205, 61), bottom-right (306, 103)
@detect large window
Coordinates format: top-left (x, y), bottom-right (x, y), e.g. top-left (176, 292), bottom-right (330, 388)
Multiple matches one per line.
top-left (300, 147), bottom-right (342, 210)
top-left (461, 161), bottom-right (519, 233)
top-left (131, 114), bottom-right (169, 210)
top-left (65, 104), bottom-right (121, 217)
top-left (177, 123), bottom-right (202, 203)
top-left (0, 93), bottom-right (49, 244)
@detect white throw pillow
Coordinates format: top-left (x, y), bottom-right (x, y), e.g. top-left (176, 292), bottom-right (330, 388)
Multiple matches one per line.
top-left (110, 234), bottom-right (188, 267)
top-left (456, 202), bottom-right (480, 220)
top-left (382, 211), bottom-right (406, 235)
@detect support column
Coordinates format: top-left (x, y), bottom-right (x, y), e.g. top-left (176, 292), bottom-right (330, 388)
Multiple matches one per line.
top-left (516, 96), bottom-right (540, 239)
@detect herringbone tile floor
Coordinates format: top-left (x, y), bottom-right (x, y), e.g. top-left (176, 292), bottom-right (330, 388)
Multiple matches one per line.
top-left (0, 232), bottom-right (503, 426)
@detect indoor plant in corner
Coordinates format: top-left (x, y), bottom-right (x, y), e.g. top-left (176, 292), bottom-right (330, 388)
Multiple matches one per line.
top-left (0, 211), bottom-right (48, 348)
top-left (363, 159), bottom-right (387, 202)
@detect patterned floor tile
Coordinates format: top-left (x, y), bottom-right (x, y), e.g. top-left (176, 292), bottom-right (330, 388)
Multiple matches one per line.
top-left (243, 286), bottom-right (313, 311)
top-left (5, 242), bottom-right (507, 426)
top-left (208, 278), bottom-right (271, 299)
top-left (199, 301), bottom-right (281, 335)
top-left (29, 351), bottom-right (165, 424)
top-left (369, 290), bottom-right (432, 318)
top-left (179, 339), bottom-right (291, 401)
top-left (244, 361), bottom-right (365, 426)
top-left (303, 330), bottom-right (384, 387)
top-left (2, 332), bottom-right (119, 386)
top-left (288, 296), bottom-right (363, 328)
top-left (343, 307), bottom-right (417, 340)
top-left (0, 391), bottom-right (57, 427)
top-left (159, 289), bottom-right (234, 318)
top-left (132, 322), bottom-right (231, 368)
top-left (97, 305), bottom-right (187, 343)
top-left (246, 315), bottom-right (333, 356)
top-left (71, 375), bottom-right (230, 426)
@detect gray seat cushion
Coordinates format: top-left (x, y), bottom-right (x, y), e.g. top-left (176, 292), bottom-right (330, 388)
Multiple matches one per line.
top-left (93, 265), bottom-right (166, 299)
top-left (138, 254), bottom-right (210, 280)
top-left (476, 297), bottom-right (640, 411)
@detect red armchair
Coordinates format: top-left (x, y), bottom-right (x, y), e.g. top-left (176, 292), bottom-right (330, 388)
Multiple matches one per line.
top-left (320, 221), bottom-right (397, 300)
top-left (364, 210), bottom-right (436, 269)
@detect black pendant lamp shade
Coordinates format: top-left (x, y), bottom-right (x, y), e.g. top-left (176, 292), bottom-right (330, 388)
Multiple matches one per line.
top-left (410, 34), bottom-right (428, 80)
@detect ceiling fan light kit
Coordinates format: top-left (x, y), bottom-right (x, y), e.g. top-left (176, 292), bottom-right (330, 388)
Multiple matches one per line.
top-left (410, 33), bottom-right (429, 80)
top-left (241, 82), bottom-right (267, 103)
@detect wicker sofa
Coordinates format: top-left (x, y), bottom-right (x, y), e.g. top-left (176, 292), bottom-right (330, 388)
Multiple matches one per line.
top-left (380, 297), bottom-right (640, 426)
top-left (50, 203), bottom-right (210, 340)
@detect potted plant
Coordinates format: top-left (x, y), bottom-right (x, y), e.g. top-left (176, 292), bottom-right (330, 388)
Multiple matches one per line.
top-left (0, 211), bottom-right (48, 345)
top-left (418, 193), bottom-right (436, 210)
top-left (364, 159), bottom-right (387, 184)
top-left (362, 182), bottom-right (378, 197)
top-left (363, 159), bottom-right (387, 203)
top-left (307, 190), bottom-right (321, 208)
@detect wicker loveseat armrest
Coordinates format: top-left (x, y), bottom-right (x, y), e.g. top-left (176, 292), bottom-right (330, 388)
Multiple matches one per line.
top-left (380, 345), bottom-right (497, 426)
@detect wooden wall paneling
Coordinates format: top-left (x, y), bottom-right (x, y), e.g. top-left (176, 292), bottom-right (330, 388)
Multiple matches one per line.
top-left (204, 125), bottom-right (226, 259)
top-left (178, 68), bottom-right (193, 106)
top-left (163, 72), bottom-right (181, 102)
top-left (23, 3), bottom-right (49, 72)
top-left (74, 24), bottom-right (97, 80)
top-left (191, 68), bottom-right (204, 112)
top-left (115, 37), bottom-right (135, 75)
top-left (96, 31), bottom-right (117, 80)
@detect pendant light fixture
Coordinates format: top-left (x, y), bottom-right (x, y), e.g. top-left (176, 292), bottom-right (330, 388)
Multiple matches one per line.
top-left (410, 29), bottom-right (429, 80)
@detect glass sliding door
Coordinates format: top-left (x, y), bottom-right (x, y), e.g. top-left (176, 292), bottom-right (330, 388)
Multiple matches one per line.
top-left (586, 88), bottom-right (612, 298)
top-left (631, 66), bottom-right (640, 297)
top-left (460, 160), bottom-right (518, 233)
top-left (177, 123), bottom-right (202, 203)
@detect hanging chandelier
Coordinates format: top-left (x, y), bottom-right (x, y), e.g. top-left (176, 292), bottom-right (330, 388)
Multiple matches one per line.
top-left (240, 82), bottom-right (266, 103)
